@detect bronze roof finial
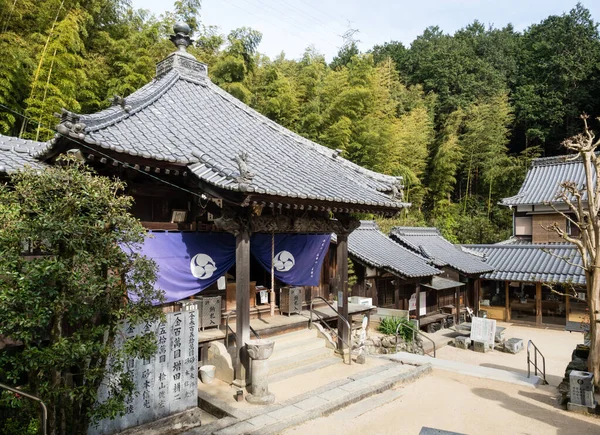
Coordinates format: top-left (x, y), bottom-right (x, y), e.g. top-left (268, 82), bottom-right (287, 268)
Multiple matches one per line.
top-left (170, 22), bottom-right (193, 52)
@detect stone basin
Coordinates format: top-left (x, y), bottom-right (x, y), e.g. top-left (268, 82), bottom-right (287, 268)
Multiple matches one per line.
top-left (246, 339), bottom-right (275, 360)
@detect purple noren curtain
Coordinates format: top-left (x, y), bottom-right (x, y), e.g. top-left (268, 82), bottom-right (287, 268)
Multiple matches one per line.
top-left (127, 232), bottom-right (236, 303)
top-left (250, 234), bottom-right (331, 286)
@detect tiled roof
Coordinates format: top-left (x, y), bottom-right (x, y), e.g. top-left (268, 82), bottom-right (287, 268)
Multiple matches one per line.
top-left (464, 244), bottom-right (585, 285)
top-left (422, 276), bottom-right (465, 290)
top-left (501, 154), bottom-right (593, 206)
top-left (0, 134), bottom-right (47, 174)
top-left (390, 227), bottom-right (493, 275)
top-left (46, 52), bottom-right (407, 212)
top-left (344, 221), bottom-right (440, 278)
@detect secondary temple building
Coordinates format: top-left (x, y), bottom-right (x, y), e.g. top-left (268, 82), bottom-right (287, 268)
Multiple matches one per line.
top-left (466, 154), bottom-right (587, 329)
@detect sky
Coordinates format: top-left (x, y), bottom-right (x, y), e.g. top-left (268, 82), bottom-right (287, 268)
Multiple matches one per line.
top-left (131, 0), bottom-right (600, 61)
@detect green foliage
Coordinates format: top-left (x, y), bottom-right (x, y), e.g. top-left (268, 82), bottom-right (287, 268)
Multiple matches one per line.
top-left (378, 317), bottom-right (414, 342)
top-left (1, 1), bottom-right (598, 247)
top-left (0, 160), bottom-right (163, 434)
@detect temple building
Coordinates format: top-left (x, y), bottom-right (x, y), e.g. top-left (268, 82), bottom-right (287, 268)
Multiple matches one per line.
top-left (32, 23), bottom-right (409, 387)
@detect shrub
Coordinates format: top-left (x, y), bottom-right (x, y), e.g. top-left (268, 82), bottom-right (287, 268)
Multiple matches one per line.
top-left (378, 317), bottom-right (414, 342)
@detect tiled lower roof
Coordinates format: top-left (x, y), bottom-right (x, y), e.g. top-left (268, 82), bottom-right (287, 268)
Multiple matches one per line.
top-left (0, 135), bottom-right (47, 174)
top-left (464, 244), bottom-right (585, 285)
top-left (344, 221), bottom-right (441, 278)
top-left (390, 227), bottom-right (493, 275)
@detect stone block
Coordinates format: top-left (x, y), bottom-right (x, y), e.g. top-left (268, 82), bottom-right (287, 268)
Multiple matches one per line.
top-left (473, 340), bottom-right (488, 353)
top-left (504, 338), bottom-right (524, 354)
top-left (455, 336), bottom-right (470, 350)
top-left (208, 341), bottom-right (234, 383)
top-left (495, 327), bottom-right (505, 343)
top-left (567, 401), bottom-right (599, 415)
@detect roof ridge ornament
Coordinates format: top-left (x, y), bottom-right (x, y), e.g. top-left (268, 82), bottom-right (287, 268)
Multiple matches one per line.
top-left (170, 22), bottom-right (193, 52)
top-left (233, 151), bottom-right (255, 192)
top-left (156, 22), bottom-right (208, 79)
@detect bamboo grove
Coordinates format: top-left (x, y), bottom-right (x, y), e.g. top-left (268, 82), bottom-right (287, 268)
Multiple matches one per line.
top-left (1, 1), bottom-right (599, 243)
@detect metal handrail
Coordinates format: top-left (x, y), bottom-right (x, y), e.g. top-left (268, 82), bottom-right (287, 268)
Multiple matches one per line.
top-left (224, 310), bottom-right (261, 348)
top-left (309, 297), bottom-right (352, 365)
top-left (527, 340), bottom-right (548, 384)
top-left (0, 382), bottom-right (47, 435)
top-left (395, 321), bottom-right (436, 358)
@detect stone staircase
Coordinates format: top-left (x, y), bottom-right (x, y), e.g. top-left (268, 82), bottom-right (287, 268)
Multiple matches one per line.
top-left (266, 328), bottom-right (340, 380)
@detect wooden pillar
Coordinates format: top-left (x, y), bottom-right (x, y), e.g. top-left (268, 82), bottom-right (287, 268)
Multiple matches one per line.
top-left (473, 279), bottom-right (480, 317)
top-left (370, 278), bottom-right (378, 307)
top-left (415, 283), bottom-right (421, 323)
top-left (505, 281), bottom-right (511, 322)
top-left (394, 279), bottom-right (401, 309)
top-left (336, 233), bottom-right (350, 351)
top-left (565, 292), bottom-right (571, 323)
top-left (536, 282), bottom-right (542, 326)
top-left (233, 227), bottom-right (250, 388)
top-left (454, 286), bottom-right (459, 324)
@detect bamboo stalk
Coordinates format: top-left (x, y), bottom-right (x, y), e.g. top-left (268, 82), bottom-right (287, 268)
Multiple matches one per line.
top-left (35, 47), bottom-right (57, 142)
top-left (19, 0), bottom-right (64, 138)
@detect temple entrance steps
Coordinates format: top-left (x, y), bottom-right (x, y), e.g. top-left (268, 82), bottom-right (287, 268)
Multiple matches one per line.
top-left (266, 328), bottom-right (339, 379)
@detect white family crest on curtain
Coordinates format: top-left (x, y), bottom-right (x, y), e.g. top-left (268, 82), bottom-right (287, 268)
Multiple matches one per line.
top-left (251, 233), bottom-right (331, 286)
top-left (122, 232), bottom-right (236, 303)
top-left (273, 250), bottom-right (295, 272)
top-left (190, 253), bottom-right (217, 279)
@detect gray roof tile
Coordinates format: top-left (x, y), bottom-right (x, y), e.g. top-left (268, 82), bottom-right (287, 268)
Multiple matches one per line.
top-left (47, 62), bottom-right (407, 211)
top-left (464, 243), bottom-right (585, 285)
top-left (0, 134), bottom-right (48, 174)
top-left (502, 154), bottom-right (593, 206)
top-left (390, 227), bottom-right (493, 275)
top-left (341, 221), bottom-right (441, 278)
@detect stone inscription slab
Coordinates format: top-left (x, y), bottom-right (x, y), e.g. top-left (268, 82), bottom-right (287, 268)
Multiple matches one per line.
top-left (470, 317), bottom-right (496, 349)
top-left (89, 310), bottom-right (198, 435)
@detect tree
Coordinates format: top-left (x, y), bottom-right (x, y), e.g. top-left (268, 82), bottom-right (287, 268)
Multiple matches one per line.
top-left (514, 3), bottom-right (600, 150)
top-left (548, 115), bottom-right (600, 388)
top-left (0, 159), bottom-right (163, 434)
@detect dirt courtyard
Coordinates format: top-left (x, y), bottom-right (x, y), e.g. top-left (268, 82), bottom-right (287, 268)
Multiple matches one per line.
top-left (284, 370), bottom-right (600, 435)
top-left (284, 322), bottom-right (600, 435)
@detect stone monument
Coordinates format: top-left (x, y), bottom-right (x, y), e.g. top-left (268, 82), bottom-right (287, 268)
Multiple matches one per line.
top-left (568, 370), bottom-right (597, 413)
top-left (89, 310), bottom-right (198, 435)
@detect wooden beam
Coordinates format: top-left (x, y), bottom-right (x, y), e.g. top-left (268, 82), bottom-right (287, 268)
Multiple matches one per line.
top-left (505, 281), bottom-right (511, 322)
top-left (336, 233), bottom-right (349, 352)
top-left (394, 280), bottom-right (400, 310)
top-left (233, 227), bottom-right (251, 388)
top-left (565, 291), bottom-right (571, 323)
top-left (536, 282), bottom-right (542, 326)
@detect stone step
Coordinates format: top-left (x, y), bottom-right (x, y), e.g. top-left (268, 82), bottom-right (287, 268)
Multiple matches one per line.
top-left (265, 328), bottom-right (317, 345)
top-left (270, 347), bottom-right (335, 375)
top-left (185, 360), bottom-right (432, 435)
top-left (269, 356), bottom-right (342, 384)
top-left (269, 335), bottom-right (326, 361)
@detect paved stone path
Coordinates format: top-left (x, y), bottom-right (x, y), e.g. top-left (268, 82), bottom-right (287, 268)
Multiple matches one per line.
top-left (183, 361), bottom-right (431, 435)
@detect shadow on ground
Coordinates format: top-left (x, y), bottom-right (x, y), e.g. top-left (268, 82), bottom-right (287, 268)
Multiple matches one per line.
top-left (472, 388), bottom-right (600, 434)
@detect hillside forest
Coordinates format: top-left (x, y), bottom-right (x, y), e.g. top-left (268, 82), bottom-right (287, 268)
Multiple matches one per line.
top-left (1, 1), bottom-right (599, 243)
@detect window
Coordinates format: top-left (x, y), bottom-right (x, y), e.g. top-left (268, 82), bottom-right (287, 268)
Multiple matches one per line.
top-left (515, 217), bottom-right (532, 236)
